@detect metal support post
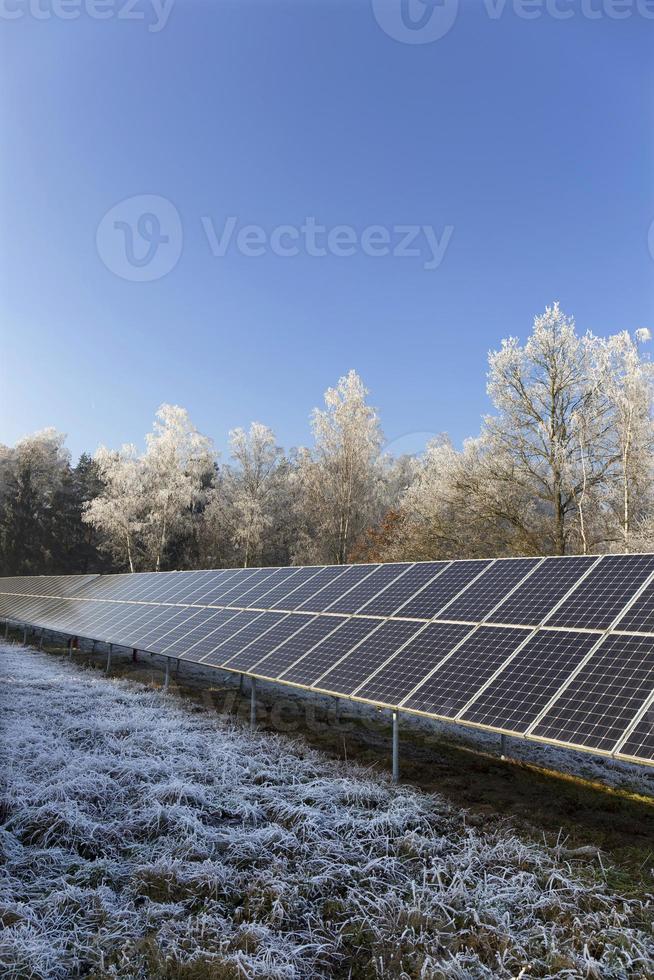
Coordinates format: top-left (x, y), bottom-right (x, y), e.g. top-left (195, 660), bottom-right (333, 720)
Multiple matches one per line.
top-left (23, 626), bottom-right (28, 645)
top-left (500, 734), bottom-right (507, 758)
top-left (106, 644), bottom-right (112, 672)
top-left (67, 637), bottom-right (72, 658)
top-left (164, 658), bottom-right (170, 693)
top-left (392, 710), bottom-right (400, 784)
top-left (39, 630), bottom-right (43, 649)
top-left (250, 676), bottom-right (257, 731)
top-left (132, 648), bottom-right (138, 663)
top-left (4, 620), bottom-right (8, 638)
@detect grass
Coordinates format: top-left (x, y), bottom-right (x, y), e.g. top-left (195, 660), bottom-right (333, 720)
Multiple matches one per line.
top-left (25, 627), bottom-right (654, 901)
top-left (1, 635), bottom-right (654, 978)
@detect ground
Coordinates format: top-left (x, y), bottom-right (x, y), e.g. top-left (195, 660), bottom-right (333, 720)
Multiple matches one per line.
top-left (1, 637), bottom-right (654, 978)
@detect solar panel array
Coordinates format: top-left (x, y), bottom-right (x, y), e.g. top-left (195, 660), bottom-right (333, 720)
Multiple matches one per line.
top-left (2, 554), bottom-right (654, 768)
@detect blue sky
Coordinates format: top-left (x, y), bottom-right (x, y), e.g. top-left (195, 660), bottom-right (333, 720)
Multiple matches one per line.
top-left (2, 0), bottom-right (653, 461)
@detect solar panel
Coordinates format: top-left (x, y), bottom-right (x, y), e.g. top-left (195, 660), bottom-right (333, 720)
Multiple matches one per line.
top-left (613, 580), bottom-right (654, 634)
top-left (225, 567), bottom-right (297, 607)
top-left (403, 626), bottom-right (531, 718)
top-left (92, 603), bottom-right (154, 643)
top-left (359, 561), bottom-right (450, 617)
top-left (486, 556), bottom-right (599, 626)
top-left (156, 608), bottom-right (229, 656)
top-left (5, 595), bottom-right (75, 631)
top-left (196, 611), bottom-right (271, 666)
top-left (92, 606), bottom-right (150, 644)
top-left (139, 569), bottom-right (215, 604)
top-left (325, 563), bottom-right (411, 614)
top-left (175, 569), bottom-right (241, 605)
top-left (254, 615), bottom-right (347, 680)
top-left (544, 554), bottom-right (654, 631)
top-left (46, 599), bottom-right (92, 633)
top-left (250, 566), bottom-right (322, 609)
top-left (0, 574), bottom-right (97, 599)
top-left (119, 571), bottom-right (180, 603)
top-left (203, 612), bottom-right (287, 667)
top-left (313, 619), bottom-right (424, 696)
top-left (0, 578), bottom-right (17, 594)
top-left (176, 610), bottom-right (245, 661)
top-left (616, 711), bottom-right (654, 763)
top-left (530, 632), bottom-right (654, 752)
top-left (269, 566), bottom-right (350, 610)
top-left (295, 564), bottom-right (380, 612)
top-left (459, 629), bottom-right (600, 733)
top-left (354, 622), bottom-right (474, 706)
top-left (4, 554), bottom-right (654, 769)
top-left (190, 569), bottom-right (260, 606)
top-left (74, 573), bottom-right (135, 601)
top-left (133, 608), bottom-right (206, 652)
top-left (278, 617), bottom-right (380, 686)
top-left (219, 568), bottom-right (281, 606)
top-left (101, 572), bottom-right (162, 603)
top-left (398, 560), bottom-right (492, 620)
top-left (0, 594), bottom-right (47, 620)
top-left (437, 558), bottom-right (541, 623)
top-left (147, 606), bottom-right (222, 656)
top-left (223, 613), bottom-right (313, 672)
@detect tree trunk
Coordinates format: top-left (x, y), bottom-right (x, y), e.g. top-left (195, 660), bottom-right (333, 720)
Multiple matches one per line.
top-left (554, 483), bottom-right (565, 555)
top-left (622, 413), bottom-right (633, 553)
top-left (156, 513), bottom-right (167, 572)
top-left (577, 428), bottom-right (588, 555)
top-left (126, 531), bottom-right (135, 573)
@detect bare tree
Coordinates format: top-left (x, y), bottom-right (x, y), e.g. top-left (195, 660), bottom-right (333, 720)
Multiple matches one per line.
top-left (142, 405), bottom-right (215, 571)
top-left (85, 406), bottom-right (215, 572)
top-left (594, 329), bottom-right (654, 552)
top-left (485, 303), bottom-right (614, 555)
top-left (83, 445), bottom-right (145, 572)
top-left (217, 422), bottom-right (286, 568)
top-left (296, 370), bottom-right (384, 564)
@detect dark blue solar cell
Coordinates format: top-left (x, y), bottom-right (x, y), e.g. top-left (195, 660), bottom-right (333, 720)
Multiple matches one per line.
top-left (439, 558), bottom-right (540, 623)
top-left (399, 560), bottom-right (492, 620)
top-left (545, 554), bottom-right (654, 631)
top-left (404, 626), bottom-right (531, 718)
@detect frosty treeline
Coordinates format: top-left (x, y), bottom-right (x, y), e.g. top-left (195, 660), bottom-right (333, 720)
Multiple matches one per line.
top-left (1, 303), bottom-right (653, 576)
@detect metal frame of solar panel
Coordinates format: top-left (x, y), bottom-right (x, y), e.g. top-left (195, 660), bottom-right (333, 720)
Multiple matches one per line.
top-left (3, 554), bottom-right (654, 769)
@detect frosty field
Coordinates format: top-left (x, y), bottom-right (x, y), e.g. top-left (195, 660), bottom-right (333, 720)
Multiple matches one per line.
top-left (1, 643), bottom-right (654, 979)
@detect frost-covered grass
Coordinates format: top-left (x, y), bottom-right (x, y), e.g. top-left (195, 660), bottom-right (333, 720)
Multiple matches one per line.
top-left (1, 644), bottom-right (653, 979)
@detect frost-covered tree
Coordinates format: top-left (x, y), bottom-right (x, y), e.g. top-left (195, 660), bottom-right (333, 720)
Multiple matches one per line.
top-left (485, 303), bottom-right (614, 555)
top-left (228, 423), bottom-right (285, 567)
top-left (295, 370), bottom-right (385, 564)
top-left (142, 405), bottom-right (216, 572)
top-left (382, 435), bottom-right (543, 560)
top-left (83, 445), bottom-right (145, 573)
top-left (84, 405), bottom-right (215, 573)
top-left (364, 306), bottom-right (654, 562)
top-left (200, 423), bottom-right (287, 568)
top-left (594, 329), bottom-right (654, 552)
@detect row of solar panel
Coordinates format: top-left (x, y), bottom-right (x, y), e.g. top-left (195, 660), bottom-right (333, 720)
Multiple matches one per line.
top-left (2, 586), bottom-right (653, 765)
top-left (6, 553), bottom-right (654, 632)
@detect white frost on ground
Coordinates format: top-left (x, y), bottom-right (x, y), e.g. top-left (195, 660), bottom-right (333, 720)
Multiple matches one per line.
top-left (1, 642), bottom-right (653, 979)
top-left (221, 669), bottom-right (654, 798)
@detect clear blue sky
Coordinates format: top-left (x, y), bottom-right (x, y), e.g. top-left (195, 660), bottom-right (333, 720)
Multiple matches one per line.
top-left (2, 0), bottom-right (653, 461)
